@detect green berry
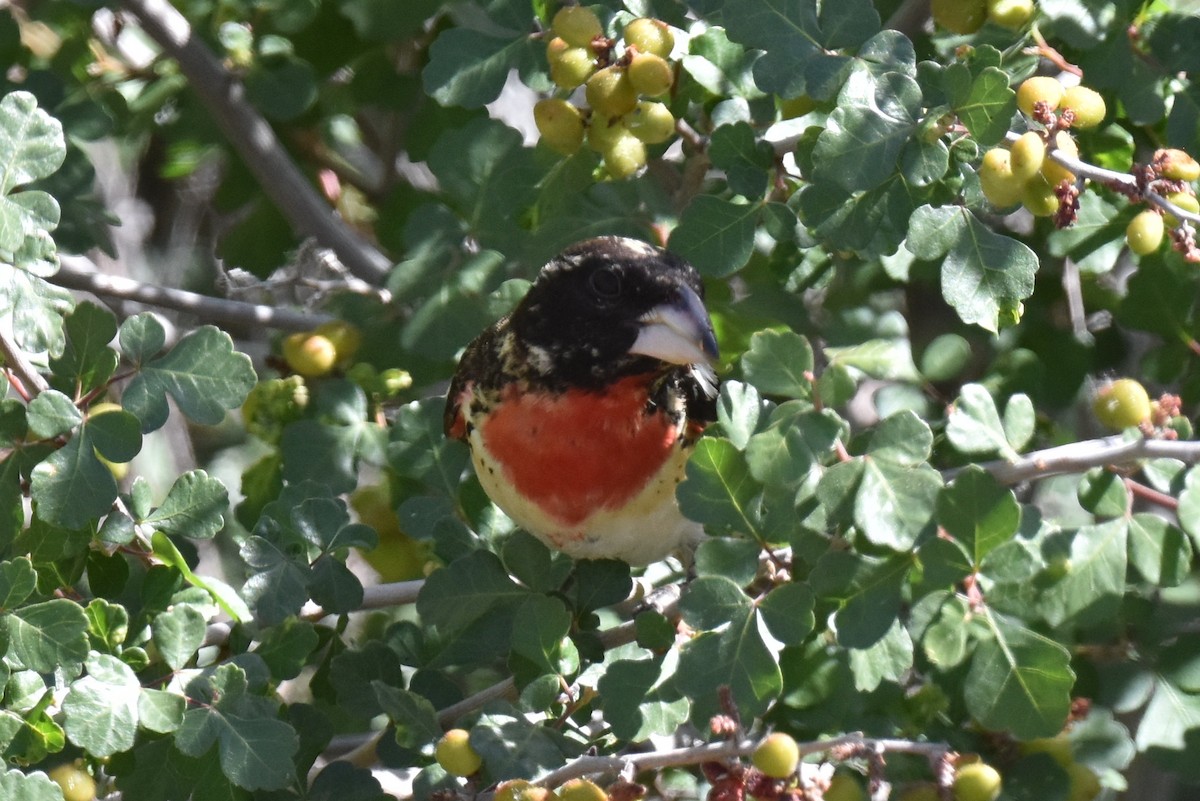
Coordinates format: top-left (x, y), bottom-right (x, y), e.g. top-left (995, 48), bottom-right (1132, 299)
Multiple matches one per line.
top-left (1041, 131), bottom-right (1078, 186)
top-left (1164, 191), bottom-right (1200, 226)
top-left (586, 66), bottom-right (638, 116)
top-left (283, 331), bottom-right (337, 378)
top-left (535, 98), bottom-right (586, 155)
top-left (547, 37), bottom-right (594, 89)
top-left (752, 732), bottom-right (800, 779)
top-left (953, 763), bottom-right (1002, 801)
top-left (623, 17), bottom-right (673, 58)
top-left (987, 0), bottom-right (1034, 29)
top-left (825, 772), bottom-right (866, 801)
top-left (1125, 209), bottom-right (1165, 255)
top-left (627, 52), bottom-right (673, 97)
top-left (602, 131), bottom-right (647, 178)
top-left (1022, 172), bottom-right (1060, 218)
top-left (932, 0), bottom-right (988, 34)
top-left (625, 100), bottom-right (674, 144)
top-left (552, 6), bottom-right (602, 48)
top-left (1093, 378), bottom-right (1152, 430)
top-left (1066, 763), bottom-right (1101, 801)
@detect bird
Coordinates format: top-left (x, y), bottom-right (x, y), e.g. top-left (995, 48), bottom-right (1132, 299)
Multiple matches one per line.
top-left (444, 236), bottom-right (720, 565)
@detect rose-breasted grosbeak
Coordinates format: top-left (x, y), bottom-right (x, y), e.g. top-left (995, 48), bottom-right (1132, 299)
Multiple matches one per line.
top-left (444, 236), bottom-right (720, 564)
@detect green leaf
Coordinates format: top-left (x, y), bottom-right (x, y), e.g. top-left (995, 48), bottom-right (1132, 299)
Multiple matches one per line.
top-left (681, 575), bottom-right (752, 631)
top-left (946, 383), bottom-right (1020, 459)
top-left (1039, 520), bottom-right (1127, 627)
top-left (676, 604), bottom-right (783, 724)
top-left (175, 664), bottom-right (298, 791)
top-left (0, 92), bottom-right (65, 263)
top-left (709, 123), bottom-right (774, 199)
top-left (1136, 678), bottom-right (1200, 753)
top-left (814, 71), bottom-right (921, 192)
top-left (966, 611), bottom-right (1075, 739)
top-left (330, 642), bottom-right (406, 719)
top-left (668, 196), bottom-right (760, 278)
top-left (848, 617), bottom-right (913, 692)
top-left (424, 29), bottom-right (536, 108)
top-left (48, 301), bottom-right (118, 396)
top-left (723, 0), bottom-right (881, 100)
top-left (25, 389), bottom-right (81, 439)
top-left (809, 550), bottom-right (910, 648)
top-left (0, 558), bottom-right (36, 610)
top-left (716, 382), bottom-right (765, 451)
top-left (245, 54), bottom-right (317, 120)
top-left (117, 313), bottom-right (166, 364)
top-left (416, 550), bottom-right (528, 635)
top-left (85, 408), bottom-right (141, 463)
top-left (471, 707), bottom-right (573, 780)
top-left (373, 684), bottom-right (441, 748)
top-left (0, 264), bottom-right (73, 356)
top-left (758, 582), bottom-right (815, 645)
top-left (944, 64), bottom-right (1017, 146)
top-left (677, 437), bottom-right (765, 539)
top-left (597, 654), bottom-right (689, 741)
top-left (62, 653), bottom-right (140, 756)
top-left (138, 688), bottom-right (185, 735)
top-left (143, 470), bottom-right (229, 540)
top-left (937, 466), bottom-right (1020, 565)
top-left (740, 329), bottom-right (815, 399)
top-left (1127, 513), bottom-right (1191, 587)
top-left (152, 604), bottom-right (207, 671)
top-left (912, 591), bottom-right (971, 668)
top-left (0, 768), bottom-right (63, 801)
top-left (906, 205), bottom-right (1038, 333)
top-left (825, 338), bottom-right (920, 381)
top-left (121, 326), bottom-right (257, 432)
top-left (509, 594), bottom-right (577, 680)
top-left (745, 404), bottom-right (842, 490)
top-left (5, 598), bottom-right (89, 673)
top-left (388, 398), bottom-right (470, 497)
top-left (28, 431), bottom-right (116, 530)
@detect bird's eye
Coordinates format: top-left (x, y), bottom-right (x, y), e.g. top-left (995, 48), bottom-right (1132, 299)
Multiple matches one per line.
top-left (588, 267), bottom-right (622, 300)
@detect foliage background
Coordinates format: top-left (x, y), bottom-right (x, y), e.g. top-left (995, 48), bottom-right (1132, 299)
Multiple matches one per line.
top-left (1, 0), bottom-right (1200, 799)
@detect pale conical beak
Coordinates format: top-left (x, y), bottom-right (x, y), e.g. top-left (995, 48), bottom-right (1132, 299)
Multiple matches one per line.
top-left (628, 284), bottom-right (720, 366)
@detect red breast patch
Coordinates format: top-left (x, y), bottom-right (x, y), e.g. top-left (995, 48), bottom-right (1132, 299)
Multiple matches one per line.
top-left (479, 375), bottom-right (680, 527)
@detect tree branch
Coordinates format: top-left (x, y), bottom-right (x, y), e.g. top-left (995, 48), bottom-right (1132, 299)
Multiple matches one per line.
top-left (118, 0), bottom-right (393, 285)
top-left (946, 435), bottom-right (1200, 485)
top-left (53, 256), bottom-right (335, 332)
top-left (0, 329), bottom-right (49, 398)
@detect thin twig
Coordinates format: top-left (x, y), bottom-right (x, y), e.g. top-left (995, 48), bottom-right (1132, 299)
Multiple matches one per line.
top-left (53, 256), bottom-right (335, 332)
top-left (118, 0), bottom-right (393, 285)
top-left (945, 436), bottom-right (1200, 485)
top-left (0, 329), bottom-right (49, 398)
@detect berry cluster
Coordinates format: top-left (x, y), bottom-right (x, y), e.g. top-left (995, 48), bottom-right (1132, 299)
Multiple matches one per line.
top-left (1124, 148), bottom-right (1200, 257)
top-left (931, 0), bottom-right (1035, 34)
top-left (978, 77), bottom-right (1106, 221)
top-left (535, 5), bottom-right (677, 178)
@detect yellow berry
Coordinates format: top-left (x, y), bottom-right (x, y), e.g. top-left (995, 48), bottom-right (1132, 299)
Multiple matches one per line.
top-left (496, 781), bottom-right (534, 801)
top-left (1020, 735), bottom-right (1073, 768)
top-left (48, 763), bottom-right (96, 801)
top-left (987, 0), bottom-right (1034, 29)
top-left (978, 148), bottom-right (1023, 207)
top-left (314, 320), bottom-right (362, 366)
top-left (1093, 378), bottom-right (1152, 430)
top-left (752, 732), bottom-right (800, 779)
top-left (547, 37), bottom-right (595, 89)
top-left (586, 113), bottom-right (626, 152)
top-left (282, 332), bottom-right (337, 378)
top-left (1059, 85), bottom-right (1106, 129)
top-left (552, 6), bottom-right (602, 48)
top-left (1022, 172), bottom-right (1061, 217)
top-left (932, 0), bottom-right (988, 34)
top-left (1164, 191), bottom-right (1200, 226)
top-left (623, 17), bottom-right (673, 58)
top-left (1041, 131), bottom-right (1078, 186)
top-left (1125, 209), bottom-right (1165, 255)
top-left (435, 728), bottom-right (483, 777)
top-left (953, 762), bottom-right (1002, 801)
top-left (625, 100), bottom-right (675, 144)
top-left (626, 52), bottom-right (673, 97)
top-left (535, 98), bottom-right (586, 155)
top-left (1009, 132), bottom-right (1045, 182)
top-left (558, 778), bottom-right (608, 801)
top-left (1017, 76), bottom-right (1064, 117)
top-left (1158, 148), bottom-right (1200, 182)
top-left (586, 66), bottom-right (638, 116)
